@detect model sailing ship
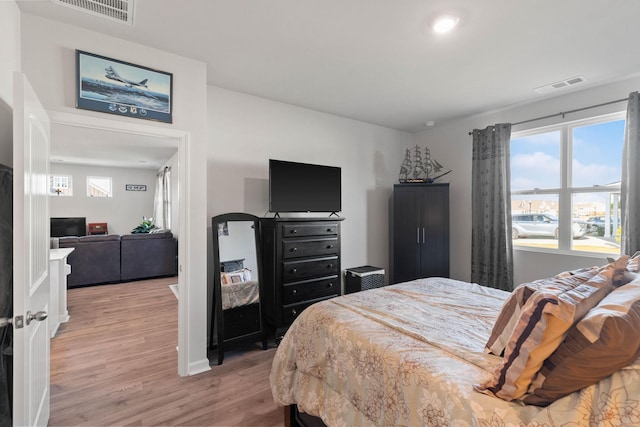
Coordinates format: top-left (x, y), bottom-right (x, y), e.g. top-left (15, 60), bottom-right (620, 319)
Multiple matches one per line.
top-left (399, 145), bottom-right (451, 183)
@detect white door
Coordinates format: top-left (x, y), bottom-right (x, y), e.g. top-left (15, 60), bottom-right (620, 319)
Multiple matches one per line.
top-left (12, 72), bottom-right (51, 426)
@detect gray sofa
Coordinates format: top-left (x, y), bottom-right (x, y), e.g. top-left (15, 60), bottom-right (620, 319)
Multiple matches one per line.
top-left (121, 232), bottom-right (178, 281)
top-left (59, 231), bottom-right (177, 288)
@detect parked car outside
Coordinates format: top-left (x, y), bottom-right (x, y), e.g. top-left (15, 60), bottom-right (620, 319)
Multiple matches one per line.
top-left (586, 216), bottom-right (620, 236)
top-left (512, 214), bottom-right (587, 239)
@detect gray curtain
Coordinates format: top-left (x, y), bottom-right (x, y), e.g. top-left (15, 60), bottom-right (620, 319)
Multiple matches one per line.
top-left (153, 166), bottom-right (171, 231)
top-left (621, 92), bottom-right (640, 255)
top-left (471, 124), bottom-right (514, 291)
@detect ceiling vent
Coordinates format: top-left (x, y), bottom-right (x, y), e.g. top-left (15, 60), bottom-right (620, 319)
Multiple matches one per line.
top-left (534, 76), bottom-right (586, 94)
top-left (52, 0), bottom-right (135, 26)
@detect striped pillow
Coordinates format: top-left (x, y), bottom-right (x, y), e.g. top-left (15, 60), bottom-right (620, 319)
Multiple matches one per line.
top-left (523, 277), bottom-right (640, 405)
top-left (484, 266), bottom-right (600, 357)
top-left (477, 255), bottom-right (629, 401)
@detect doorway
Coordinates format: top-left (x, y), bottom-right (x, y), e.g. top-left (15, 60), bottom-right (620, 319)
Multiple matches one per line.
top-left (47, 110), bottom-right (189, 375)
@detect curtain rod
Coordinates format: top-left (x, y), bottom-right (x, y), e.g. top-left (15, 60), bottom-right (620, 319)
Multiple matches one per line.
top-left (467, 96), bottom-right (629, 135)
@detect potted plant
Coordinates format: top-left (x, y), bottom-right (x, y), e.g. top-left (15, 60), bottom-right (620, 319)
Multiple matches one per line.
top-left (131, 216), bottom-right (157, 234)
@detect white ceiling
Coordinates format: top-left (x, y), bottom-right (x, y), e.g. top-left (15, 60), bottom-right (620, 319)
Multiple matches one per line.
top-left (49, 123), bottom-right (178, 170)
top-left (16, 0), bottom-right (640, 166)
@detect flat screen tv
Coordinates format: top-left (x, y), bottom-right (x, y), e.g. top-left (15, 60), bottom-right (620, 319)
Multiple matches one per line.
top-left (269, 159), bottom-right (341, 213)
top-left (50, 217), bottom-right (87, 237)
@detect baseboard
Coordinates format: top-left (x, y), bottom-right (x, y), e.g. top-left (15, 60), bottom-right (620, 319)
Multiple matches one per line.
top-left (188, 358), bottom-right (212, 375)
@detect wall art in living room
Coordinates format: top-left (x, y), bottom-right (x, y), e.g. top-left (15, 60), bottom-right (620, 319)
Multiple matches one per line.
top-left (76, 50), bottom-right (173, 123)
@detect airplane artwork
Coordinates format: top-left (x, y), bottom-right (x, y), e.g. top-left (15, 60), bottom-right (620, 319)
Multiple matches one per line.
top-left (105, 65), bottom-right (149, 88)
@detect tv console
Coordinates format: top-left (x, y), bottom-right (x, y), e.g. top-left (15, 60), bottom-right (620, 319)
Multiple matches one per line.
top-left (260, 216), bottom-right (344, 343)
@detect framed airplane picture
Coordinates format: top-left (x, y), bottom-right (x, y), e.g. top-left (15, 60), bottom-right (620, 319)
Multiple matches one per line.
top-left (76, 50), bottom-right (173, 123)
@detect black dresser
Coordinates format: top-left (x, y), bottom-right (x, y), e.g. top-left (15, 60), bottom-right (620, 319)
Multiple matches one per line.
top-left (260, 217), bottom-right (344, 343)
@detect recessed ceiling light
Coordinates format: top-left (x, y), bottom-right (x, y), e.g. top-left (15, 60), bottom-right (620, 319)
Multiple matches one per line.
top-left (432, 15), bottom-right (459, 33)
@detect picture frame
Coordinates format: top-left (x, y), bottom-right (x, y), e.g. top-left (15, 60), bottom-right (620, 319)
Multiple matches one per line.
top-left (76, 50), bottom-right (173, 123)
top-left (125, 184), bottom-right (147, 191)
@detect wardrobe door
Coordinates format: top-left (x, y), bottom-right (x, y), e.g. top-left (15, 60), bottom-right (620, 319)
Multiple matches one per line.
top-left (419, 185), bottom-right (450, 278)
top-left (392, 186), bottom-right (421, 283)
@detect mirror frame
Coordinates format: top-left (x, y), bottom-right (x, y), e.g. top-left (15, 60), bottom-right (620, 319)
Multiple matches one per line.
top-left (210, 212), bottom-right (267, 365)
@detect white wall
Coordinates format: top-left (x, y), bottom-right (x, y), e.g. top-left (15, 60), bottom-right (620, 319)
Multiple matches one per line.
top-left (50, 163), bottom-right (156, 235)
top-left (413, 75), bottom-right (640, 285)
top-left (20, 14), bottom-right (209, 374)
top-left (208, 86), bottom-right (410, 283)
top-left (0, 0), bottom-right (20, 167)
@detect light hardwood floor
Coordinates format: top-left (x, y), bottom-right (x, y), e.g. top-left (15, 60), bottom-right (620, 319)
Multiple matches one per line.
top-left (49, 277), bottom-right (283, 426)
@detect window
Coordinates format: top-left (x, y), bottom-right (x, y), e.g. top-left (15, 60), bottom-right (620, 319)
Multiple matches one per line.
top-left (49, 175), bottom-right (73, 196)
top-left (510, 113), bottom-right (624, 255)
top-left (87, 176), bottom-right (113, 197)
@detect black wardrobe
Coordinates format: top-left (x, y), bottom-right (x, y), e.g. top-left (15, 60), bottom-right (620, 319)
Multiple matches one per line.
top-left (390, 183), bottom-right (449, 284)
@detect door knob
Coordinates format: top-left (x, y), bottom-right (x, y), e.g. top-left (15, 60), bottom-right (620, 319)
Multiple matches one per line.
top-left (26, 310), bottom-right (47, 325)
top-left (0, 317), bottom-right (12, 328)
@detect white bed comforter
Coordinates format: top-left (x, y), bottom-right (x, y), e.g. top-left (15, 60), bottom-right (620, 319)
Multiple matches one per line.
top-left (270, 277), bottom-right (640, 426)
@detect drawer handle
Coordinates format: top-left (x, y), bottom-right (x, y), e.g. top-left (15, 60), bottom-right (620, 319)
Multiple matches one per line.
top-left (291, 247), bottom-right (298, 252)
top-left (326, 245), bottom-right (334, 249)
top-left (290, 268), bottom-right (297, 274)
top-left (326, 228), bottom-right (332, 232)
top-left (327, 264), bottom-right (333, 269)
top-left (291, 229), bottom-right (298, 234)
top-left (328, 283), bottom-right (333, 288)
top-left (291, 309), bottom-right (298, 317)
top-left (291, 289), bottom-right (297, 295)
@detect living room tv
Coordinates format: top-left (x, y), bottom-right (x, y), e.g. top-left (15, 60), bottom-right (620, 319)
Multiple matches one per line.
top-left (50, 217), bottom-right (87, 237)
top-left (269, 159), bottom-right (341, 213)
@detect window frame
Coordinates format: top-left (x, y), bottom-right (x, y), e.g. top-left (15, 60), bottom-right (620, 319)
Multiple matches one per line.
top-left (49, 174), bottom-right (73, 196)
top-left (510, 111), bottom-right (624, 256)
top-left (86, 176), bottom-right (113, 198)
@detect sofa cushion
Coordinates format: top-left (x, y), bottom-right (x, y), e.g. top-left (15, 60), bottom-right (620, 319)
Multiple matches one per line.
top-left (121, 231), bottom-right (173, 241)
top-left (60, 234), bottom-right (122, 287)
top-left (120, 232), bottom-right (177, 281)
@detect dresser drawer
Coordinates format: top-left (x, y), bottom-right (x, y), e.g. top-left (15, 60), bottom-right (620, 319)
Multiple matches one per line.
top-left (282, 256), bottom-right (338, 282)
top-left (281, 223), bottom-right (338, 237)
top-left (282, 277), bottom-right (339, 305)
top-left (282, 237), bottom-right (338, 259)
top-left (281, 296), bottom-right (334, 324)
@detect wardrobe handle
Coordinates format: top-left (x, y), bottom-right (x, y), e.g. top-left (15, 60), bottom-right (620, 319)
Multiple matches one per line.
top-left (416, 228), bottom-right (420, 244)
top-left (423, 227), bottom-right (426, 244)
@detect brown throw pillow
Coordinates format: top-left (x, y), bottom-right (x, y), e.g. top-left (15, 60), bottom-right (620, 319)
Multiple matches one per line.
top-left (522, 277), bottom-right (640, 406)
top-left (477, 256), bottom-right (629, 401)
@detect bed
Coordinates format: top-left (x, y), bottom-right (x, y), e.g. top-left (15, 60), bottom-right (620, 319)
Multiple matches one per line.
top-left (220, 266), bottom-right (260, 310)
top-left (270, 271), bottom-right (640, 426)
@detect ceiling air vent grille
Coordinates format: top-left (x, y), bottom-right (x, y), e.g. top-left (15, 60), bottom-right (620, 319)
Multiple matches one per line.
top-left (534, 76), bottom-right (586, 94)
top-left (52, 0), bottom-right (134, 26)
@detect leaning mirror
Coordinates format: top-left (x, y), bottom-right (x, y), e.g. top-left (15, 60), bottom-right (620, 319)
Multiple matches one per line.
top-left (210, 213), bottom-right (267, 365)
